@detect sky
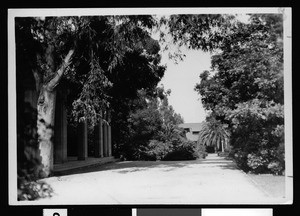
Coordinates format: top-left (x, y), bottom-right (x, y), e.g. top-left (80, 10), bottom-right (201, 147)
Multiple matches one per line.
top-left (155, 13), bottom-right (252, 124)
top-left (158, 48), bottom-right (212, 123)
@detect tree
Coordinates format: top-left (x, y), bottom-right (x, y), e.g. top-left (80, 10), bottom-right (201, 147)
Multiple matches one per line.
top-left (126, 90), bottom-right (164, 159)
top-left (158, 88), bottom-right (184, 142)
top-left (194, 15), bottom-right (284, 173)
top-left (106, 44), bottom-right (166, 158)
top-left (164, 14), bottom-right (284, 173)
top-left (197, 118), bottom-right (230, 152)
top-left (16, 15), bottom-right (162, 177)
top-left (194, 14), bottom-right (283, 114)
top-left (113, 86), bottom-right (186, 160)
top-left (116, 87), bottom-right (180, 158)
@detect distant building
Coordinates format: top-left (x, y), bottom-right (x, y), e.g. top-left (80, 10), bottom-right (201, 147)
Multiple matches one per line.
top-left (178, 122), bottom-right (204, 142)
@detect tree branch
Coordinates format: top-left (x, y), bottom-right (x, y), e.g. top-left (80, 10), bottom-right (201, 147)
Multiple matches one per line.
top-left (32, 69), bottom-right (42, 92)
top-left (47, 49), bottom-right (75, 91)
top-left (32, 53), bottom-right (43, 93)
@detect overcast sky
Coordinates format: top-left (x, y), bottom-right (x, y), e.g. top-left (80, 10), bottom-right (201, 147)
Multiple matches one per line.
top-left (159, 48), bottom-right (212, 123)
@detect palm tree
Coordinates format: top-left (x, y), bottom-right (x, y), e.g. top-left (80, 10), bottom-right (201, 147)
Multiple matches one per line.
top-left (197, 119), bottom-right (230, 152)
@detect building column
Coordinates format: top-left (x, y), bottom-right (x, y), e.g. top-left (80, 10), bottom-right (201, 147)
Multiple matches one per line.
top-left (108, 111), bottom-right (112, 157)
top-left (94, 111), bottom-right (104, 158)
top-left (77, 119), bottom-right (88, 160)
top-left (103, 112), bottom-right (108, 157)
top-left (54, 90), bottom-right (67, 163)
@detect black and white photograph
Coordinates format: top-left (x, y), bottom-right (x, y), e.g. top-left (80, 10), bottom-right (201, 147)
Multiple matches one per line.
top-left (8, 8), bottom-right (292, 205)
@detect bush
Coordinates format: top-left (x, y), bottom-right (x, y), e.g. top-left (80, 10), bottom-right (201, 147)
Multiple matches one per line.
top-left (140, 138), bottom-right (207, 161)
top-left (247, 152), bottom-right (269, 173)
top-left (267, 144), bottom-right (285, 175)
top-left (267, 160), bottom-right (284, 175)
top-left (225, 99), bottom-right (285, 175)
top-left (231, 146), bottom-right (285, 175)
top-left (18, 178), bottom-right (53, 201)
top-left (141, 140), bottom-right (173, 160)
top-left (163, 140), bottom-right (206, 161)
top-left (231, 149), bottom-right (251, 172)
top-left (163, 143), bottom-right (195, 161)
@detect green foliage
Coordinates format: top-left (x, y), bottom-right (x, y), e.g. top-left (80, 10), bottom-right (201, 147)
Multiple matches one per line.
top-left (127, 99), bottom-right (164, 160)
top-left (16, 15), bottom-right (161, 127)
top-left (163, 147), bottom-right (195, 161)
top-left (142, 140), bottom-right (173, 161)
top-left (114, 86), bottom-right (201, 161)
top-left (16, 15), bottom-right (164, 197)
top-left (194, 14), bottom-right (283, 111)
top-left (236, 146), bottom-right (285, 175)
top-left (158, 90), bottom-right (184, 142)
top-left (163, 139), bottom-right (206, 161)
top-left (163, 14), bottom-right (233, 52)
top-left (247, 151), bottom-right (269, 173)
top-left (197, 118), bottom-right (230, 151)
top-left (18, 180), bottom-right (53, 201)
top-left (167, 14), bottom-right (285, 174)
top-left (225, 99), bottom-right (284, 174)
top-left (142, 138), bottom-right (206, 161)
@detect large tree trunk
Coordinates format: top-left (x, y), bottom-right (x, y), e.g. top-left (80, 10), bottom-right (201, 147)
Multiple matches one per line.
top-left (35, 49), bottom-right (74, 178)
top-left (37, 86), bottom-right (57, 177)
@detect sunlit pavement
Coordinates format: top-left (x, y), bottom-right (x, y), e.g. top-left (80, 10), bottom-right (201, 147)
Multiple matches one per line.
top-left (21, 154), bottom-right (289, 204)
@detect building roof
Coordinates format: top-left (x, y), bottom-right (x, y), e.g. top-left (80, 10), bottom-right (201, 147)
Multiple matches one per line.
top-left (178, 122), bottom-right (205, 142)
top-left (178, 122), bottom-right (205, 132)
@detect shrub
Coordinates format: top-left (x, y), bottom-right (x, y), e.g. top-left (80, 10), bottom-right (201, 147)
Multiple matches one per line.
top-left (163, 146), bottom-right (196, 160)
top-left (231, 145), bottom-right (285, 175)
top-left (18, 179), bottom-right (53, 201)
top-left (247, 152), bottom-right (269, 173)
top-left (267, 160), bottom-right (284, 175)
top-left (163, 139), bottom-right (204, 161)
top-left (140, 138), bottom-right (207, 161)
top-left (225, 99), bottom-right (285, 175)
top-left (231, 149), bottom-right (251, 172)
top-left (267, 144), bottom-right (285, 175)
top-left (142, 140), bottom-right (173, 160)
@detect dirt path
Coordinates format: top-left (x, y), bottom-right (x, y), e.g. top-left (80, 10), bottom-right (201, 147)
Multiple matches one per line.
top-left (22, 154), bottom-right (288, 204)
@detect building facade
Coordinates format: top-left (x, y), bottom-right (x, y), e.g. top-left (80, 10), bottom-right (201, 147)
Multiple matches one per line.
top-left (178, 122), bottom-right (204, 142)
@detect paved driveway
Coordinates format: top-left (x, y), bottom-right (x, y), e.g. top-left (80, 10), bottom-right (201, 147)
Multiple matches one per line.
top-left (23, 154), bottom-right (287, 204)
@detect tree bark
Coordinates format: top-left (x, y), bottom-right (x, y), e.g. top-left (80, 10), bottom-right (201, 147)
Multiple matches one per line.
top-left (36, 49), bottom-right (74, 178)
top-left (37, 86), bottom-right (57, 177)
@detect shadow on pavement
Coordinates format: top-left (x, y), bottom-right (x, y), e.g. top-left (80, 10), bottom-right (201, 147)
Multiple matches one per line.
top-left (54, 155), bottom-right (239, 176)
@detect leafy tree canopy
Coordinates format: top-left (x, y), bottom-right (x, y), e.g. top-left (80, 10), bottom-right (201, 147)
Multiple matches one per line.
top-left (16, 15), bottom-right (163, 127)
top-left (164, 13), bottom-right (284, 174)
